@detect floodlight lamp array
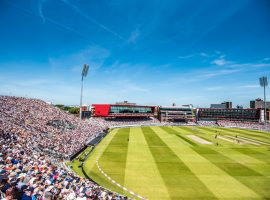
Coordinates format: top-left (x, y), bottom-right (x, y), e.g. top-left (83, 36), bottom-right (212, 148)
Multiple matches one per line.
top-left (82, 64), bottom-right (89, 77)
top-left (259, 77), bottom-right (268, 87)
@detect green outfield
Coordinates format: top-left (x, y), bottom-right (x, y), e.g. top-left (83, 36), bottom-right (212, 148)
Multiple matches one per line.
top-left (81, 126), bottom-right (270, 199)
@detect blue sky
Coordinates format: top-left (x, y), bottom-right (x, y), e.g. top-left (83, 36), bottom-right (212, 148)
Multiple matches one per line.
top-left (0, 0), bottom-right (270, 107)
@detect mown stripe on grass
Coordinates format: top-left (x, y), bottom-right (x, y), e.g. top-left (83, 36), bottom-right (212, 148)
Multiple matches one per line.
top-left (99, 128), bottom-right (130, 188)
top-left (231, 147), bottom-right (270, 164)
top-left (191, 146), bottom-right (270, 198)
top-left (84, 129), bottom-right (126, 195)
top-left (141, 127), bottom-right (217, 199)
top-left (173, 127), bottom-right (269, 197)
top-left (201, 126), bottom-right (270, 147)
top-left (124, 127), bottom-right (171, 199)
top-left (192, 127), bottom-right (269, 165)
top-left (216, 127), bottom-right (270, 144)
top-left (223, 127), bottom-right (270, 137)
top-left (178, 126), bottom-right (214, 143)
top-left (176, 127), bottom-right (270, 174)
top-left (154, 126), bottom-right (262, 199)
top-left (195, 127), bottom-right (234, 145)
top-left (212, 147), bottom-right (269, 177)
top-left (160, 126), bottom-right (197, 146)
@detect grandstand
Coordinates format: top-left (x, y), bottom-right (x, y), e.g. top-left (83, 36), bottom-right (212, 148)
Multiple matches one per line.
top-left (1, 96), bottom-right (270, 200)
top-left (0, 96), bottom-right (128, 199)
top-left (1, 0), bottom-right (269, 198)
top-left (196, 108), bottom-right (261, 122)
top-left (92, 102), bottom-right (156, 118)
top-left (158, 105), bottom-right (194, 122)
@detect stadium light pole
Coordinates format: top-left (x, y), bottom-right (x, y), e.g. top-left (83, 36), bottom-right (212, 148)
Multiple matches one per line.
top-left (80, 64), bottom-right (89, 119)
top-left (259, 76), bottom-right (268, 123)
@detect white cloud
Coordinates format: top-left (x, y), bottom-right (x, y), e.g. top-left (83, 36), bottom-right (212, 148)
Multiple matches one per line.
top-left (200, 69), bottom-right (241, 79)
top-left (128, 28), bottom-right (140, 44)
top-left (211, 55), bottom-right (232, 66)
top-left (15, 79), bottom-right (53, 87)
top-left (104, 61), bottom-right (150, 78)
top-left (178, 52), bottom-right (209, 59)
top-left (49, 46), bottom-right (110, 73)
top-left (38, 0), bottom-right (47, 22)
top-left (205, 86), bottom-right (224, 91)
top-left (121, 83), bottom-right (148, 93)
top-left (11, 3), bottom-right (88, 38)
top-left (204, 84), bottom-right (259, 92)
top-left (0, 46), bottom-right (111, 105)
top-left (178, 54), bottom-right (196, 59)
top-left (178, 52), bottom-right (217, 59)
top-left (240, 84), bottom-right (260, 88)
top-left (199, 52), bottom-right (208, 57)
top-left (157, 67), bottom-right (242, 87)
top-left (158, 55), bottom-right (270, 87)
top-left (61, 0), bottom-right (124, 40)
top-left (229, 63), bottom-right (270, 68)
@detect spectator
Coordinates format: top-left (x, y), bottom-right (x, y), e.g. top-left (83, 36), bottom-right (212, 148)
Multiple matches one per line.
top-left (0, 96), bottom-right (127, 199)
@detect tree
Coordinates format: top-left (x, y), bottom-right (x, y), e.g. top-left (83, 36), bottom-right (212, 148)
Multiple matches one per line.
top-left (55, 104), bottom-right (65, 109)
top-left (68, 107), bottom-right (80, 114)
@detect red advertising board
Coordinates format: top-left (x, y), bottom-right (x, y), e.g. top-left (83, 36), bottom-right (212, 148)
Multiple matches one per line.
top-left (92, 104), bottom-right (110, 117)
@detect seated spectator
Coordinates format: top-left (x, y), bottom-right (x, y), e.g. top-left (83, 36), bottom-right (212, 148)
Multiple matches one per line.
top-left (0, 96), bottom-right (127, 199)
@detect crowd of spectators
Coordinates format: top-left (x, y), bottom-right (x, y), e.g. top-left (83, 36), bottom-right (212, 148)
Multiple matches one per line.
top-left (89, 118), bottom-right (200, 127)
top-left (46, 120), bottom-right (76, 130)
top-left (196, 120), bottom-right (270, 131)
top-left (0, 131), bottom-right (126, 200)
top-left (217, 120), bottom-right (270, 131)
top-left (0, 96), bottom-right (106, 159)
top-left (0, 96), bottom-right (127, 199)
top-left (89, 117), bottom-right (160, 128)
top-left (196, 121), bottom-right (217, 126)
top-left (2, 96), bottom-right (268, 199)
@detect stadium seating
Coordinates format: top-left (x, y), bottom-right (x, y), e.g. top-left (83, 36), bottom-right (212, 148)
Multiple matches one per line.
top-left (0, 96), bottom-right (128, 199)
top-left (1, 96), bottom-right (269, 199)
top-left (217, 120), bottom-right (270, 131)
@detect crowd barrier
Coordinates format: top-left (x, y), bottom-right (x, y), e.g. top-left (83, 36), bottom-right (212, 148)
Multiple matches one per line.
top-left (69, 144), bottom-right (89, 161)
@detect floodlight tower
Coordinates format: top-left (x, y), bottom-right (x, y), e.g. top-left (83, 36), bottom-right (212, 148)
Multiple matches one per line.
top-left (259, 76), bottom-right (268, 123)
top-left (80, 64), bottom-right (89, 119)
